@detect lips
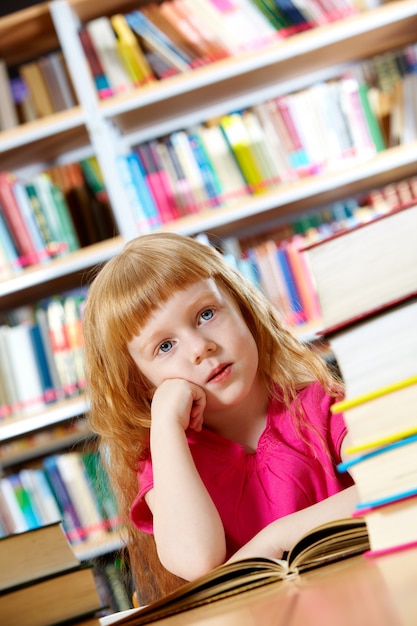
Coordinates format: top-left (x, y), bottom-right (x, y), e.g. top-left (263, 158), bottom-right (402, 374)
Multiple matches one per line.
top-left (207, 363), bottom-right (232, 383)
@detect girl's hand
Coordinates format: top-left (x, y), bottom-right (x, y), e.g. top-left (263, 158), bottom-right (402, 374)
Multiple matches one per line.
top-left (151, 378), bottom-right (206, 432)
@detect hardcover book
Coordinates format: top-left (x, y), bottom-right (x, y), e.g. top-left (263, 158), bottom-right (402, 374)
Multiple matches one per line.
top-left (302, 204), bottom-right (417, 328)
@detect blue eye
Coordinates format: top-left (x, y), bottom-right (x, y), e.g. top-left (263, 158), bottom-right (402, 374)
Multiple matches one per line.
top-left (159, 340), bottom-right (173, 353)
top-left (200, 308), bottom-right (214, 321)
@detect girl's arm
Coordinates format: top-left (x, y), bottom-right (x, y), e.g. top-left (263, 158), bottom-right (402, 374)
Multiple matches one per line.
top-left (147, 378), bottom-right (226, 580)
top-left (228, 484), bottom-right (359, 563)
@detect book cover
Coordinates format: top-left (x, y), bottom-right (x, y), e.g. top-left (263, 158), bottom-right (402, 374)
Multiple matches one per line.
top-left (0, 565), bottom-right (103, 626)
top-left (0, 522), bottom-right (79, 592)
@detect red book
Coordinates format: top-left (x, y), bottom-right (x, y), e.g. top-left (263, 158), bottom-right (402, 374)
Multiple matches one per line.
top-left (135, 142), bottom-right (178, 223)
top-left (0, 172), bottom-right (39, 267)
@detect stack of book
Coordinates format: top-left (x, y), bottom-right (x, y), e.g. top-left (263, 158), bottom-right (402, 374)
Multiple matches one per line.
top-left (0, 522), bottom-right (105, 625)
top-left (303, 203), bottom-right (417, 557)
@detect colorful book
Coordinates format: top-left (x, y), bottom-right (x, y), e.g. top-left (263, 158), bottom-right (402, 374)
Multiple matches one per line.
top-left (42, 455), bottom-right (85, 544)
top-left (332, 375), bottom-right (417, 454)
top-left (125, 10), bottom-right (191, 73)
top-left (78, 27), bottom-right (113, 98)
top-left (135, 141), bottom-right (178, 223)
top-left (168, 130), bottom-right (211, 212)
top-left (338, 433), bottom-right (417, 510)
top-left (354, 494), bottom-right (417, 558)
top-left (110, 13), bottom-right (155, 86)
top-left (1, 323), bottom-right (46, 416)
top-left (86, 16), bottom-right (132, 95)
top-left (116, 153), bottom-right (159, 233)
top-left (220, 113), bottom-right (266, 194)
top-left (0, 172), bottom-right (39, 267)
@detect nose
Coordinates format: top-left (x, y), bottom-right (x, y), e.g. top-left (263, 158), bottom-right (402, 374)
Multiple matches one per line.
top-left (192, 336), bottom-right (217, 364)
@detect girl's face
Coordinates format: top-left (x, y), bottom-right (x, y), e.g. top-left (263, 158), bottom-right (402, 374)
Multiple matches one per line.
top-left (128, 278), bottom-right (263, 422)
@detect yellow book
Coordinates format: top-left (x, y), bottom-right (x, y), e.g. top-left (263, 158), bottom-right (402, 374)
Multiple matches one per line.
top-left (333, 375), bottom-right (417, 454)
top-left (219, 113), bottom-right (265, 194)
top-left (110, 14), bottom-right (155, 86)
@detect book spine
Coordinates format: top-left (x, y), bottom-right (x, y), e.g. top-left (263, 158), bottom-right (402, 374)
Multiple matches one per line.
top-left (0, 172), bottom-right (39, 267)
top-left (42, 455), bottom-right (85, 544)
top-left (116, 153), bottom-right (159, 233)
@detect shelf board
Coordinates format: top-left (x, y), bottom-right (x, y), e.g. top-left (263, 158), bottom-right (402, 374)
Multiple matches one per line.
top-left (0, 236), bottom-right (125, 308)
top-left (0, 108), bottom-right (89, 171)
top-left (0, 395), bottom-right (89, 442)
top-left (73, 529), bottom-right (126, 561)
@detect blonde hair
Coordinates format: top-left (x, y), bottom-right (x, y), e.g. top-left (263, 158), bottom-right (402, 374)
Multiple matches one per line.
top-left (83, 232), bottom-right (342, 602)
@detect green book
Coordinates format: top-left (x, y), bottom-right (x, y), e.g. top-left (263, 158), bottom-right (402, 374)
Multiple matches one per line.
top-left (358, 83), bottom-right (386, 153)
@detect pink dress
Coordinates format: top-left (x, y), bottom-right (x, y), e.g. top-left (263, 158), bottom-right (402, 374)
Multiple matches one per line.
top-left (130, 381), bottom-right (353, 556)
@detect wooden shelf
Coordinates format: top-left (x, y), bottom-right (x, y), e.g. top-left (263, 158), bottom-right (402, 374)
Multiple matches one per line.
top-left (1, 139), bottom-right (417, 310)
top-left (0, 395), bottom-right (89, 442)
top-left (98, 1), bottom-right (417, 143)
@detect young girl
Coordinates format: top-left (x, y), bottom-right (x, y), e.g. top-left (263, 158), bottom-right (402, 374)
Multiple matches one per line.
top-left (82, 232), bottom-right (357, 604)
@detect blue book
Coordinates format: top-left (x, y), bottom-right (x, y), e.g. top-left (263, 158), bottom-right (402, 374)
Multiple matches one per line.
top-left (126, 11), bottom-right (192, 68)
top-left (276, 245), bottom-right (305, 323)
top-left (338, 433), bottom-right (417, 474)
top-left (42, 455), bottom-right (84, 544)
top-left (116, 154), bottom-right (160, 233)
top-left (272, 0), bottom-right (311, 26)
top-left (7, 474), bottom-right (40, 530)
top-left (29, 323), bottom-right (57, 404)
top-left (0, 209), bottom-right (21, 273)
top-left (187, 131), bottom-right (222, 208)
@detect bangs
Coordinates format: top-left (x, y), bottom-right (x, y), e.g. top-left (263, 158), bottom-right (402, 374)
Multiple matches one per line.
top-left (88, 234), bottom-right (219, 352)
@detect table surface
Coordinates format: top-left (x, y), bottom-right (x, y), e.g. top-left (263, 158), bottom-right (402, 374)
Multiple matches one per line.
top-left (132, 546), bottom-right (417, 626)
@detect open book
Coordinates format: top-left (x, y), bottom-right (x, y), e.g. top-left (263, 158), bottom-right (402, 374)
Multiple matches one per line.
top-left (113, 517), bottom-right (369, 625)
